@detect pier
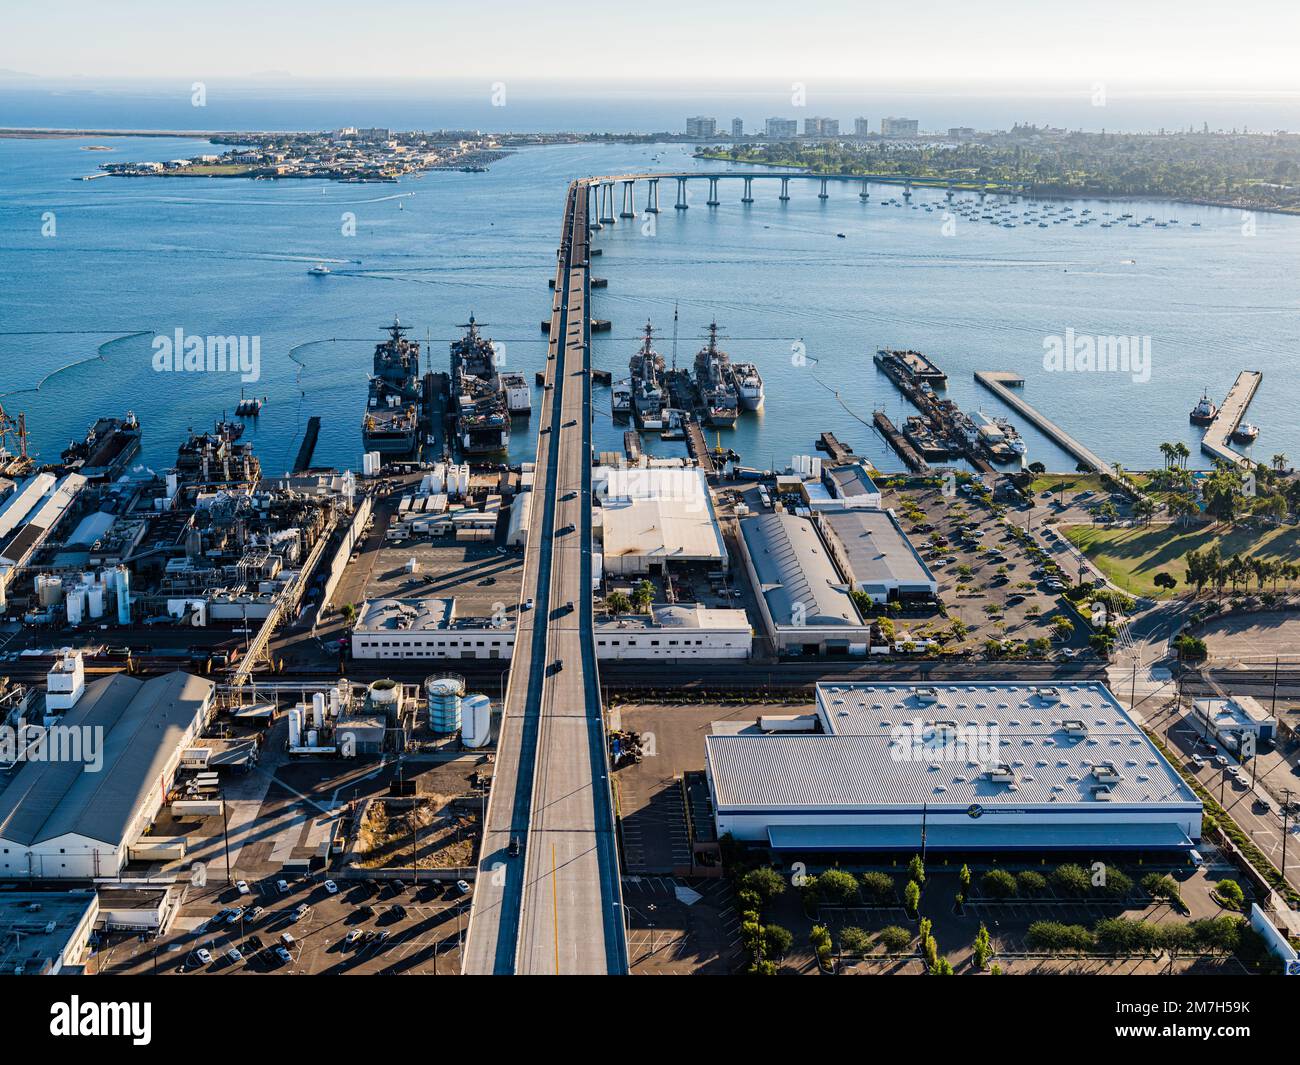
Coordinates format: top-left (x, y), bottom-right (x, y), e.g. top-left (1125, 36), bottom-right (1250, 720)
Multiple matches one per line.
top-left (1200, 371), bottom-right (1262, 469)
top-left (684, 421), bottom-right (717, 477)
top-left (974, 371), bottom-right (1117, 478)
top-left (816, 431), bottom-right (855, 465)
top-left (872, 412), bottom-right (930, 474)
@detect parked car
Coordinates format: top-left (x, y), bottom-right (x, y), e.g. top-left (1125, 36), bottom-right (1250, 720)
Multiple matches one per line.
top-left (324, 879), bottom-right (339, 895)
top-left (276, 879), bottom-right (290, 894)
top-left (456, 880), bottom-right (473, 896)
top-left (235, 880), bottom-right (250, 896)
top-left (346, 929), bottom-right (363, 946)
top-left (291, 904), bottom-right (310, 921)
top-left (195, 948), bottom-right (213, 965)
top-left (275, 946), bottom-right (293, 964)
top-left (226, 947), bottom-right (244, 963)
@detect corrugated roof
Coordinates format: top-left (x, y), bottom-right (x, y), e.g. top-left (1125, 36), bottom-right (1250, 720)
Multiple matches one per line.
top-left (739, 510), bottom-right (861, 628)
top-left (820, 508), bottom-right (936, 589)
top-left (767, 823), bottom-right (1195, 851)
top-left (705, 681), bottom-right (1198, 812)
top-left (0, 671), bottom-right (213, 848)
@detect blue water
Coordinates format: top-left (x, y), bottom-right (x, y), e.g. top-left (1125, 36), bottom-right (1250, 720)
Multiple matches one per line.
top-left (2, 134), bottom-right (1299, 477)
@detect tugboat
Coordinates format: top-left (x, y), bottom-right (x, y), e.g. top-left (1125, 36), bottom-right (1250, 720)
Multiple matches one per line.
top-left (362, 319), bottom-right (423, 457)
top-left (235, 390), bottom-right (262, 417)
top-left (1190, 389), bottom-right (1218, 425)
top-left (629, 321), bottom-right (668, 431)
top-left (308, 263), bottom-right (331, 276)
top-left (611, 379), bottom-right (632, 419)
top-left (1232, 422), bottom-right (1259, 444)
top-left (450, 315), bottom-right (509, 457)
top-left (692, 321), bottom-right (739, 428)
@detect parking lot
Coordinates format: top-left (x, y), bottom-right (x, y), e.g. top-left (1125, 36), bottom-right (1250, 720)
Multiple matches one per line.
top-left (888, 483), bottom-right (1093, 657)
top-left (97, 873), bottom-right (472, 976)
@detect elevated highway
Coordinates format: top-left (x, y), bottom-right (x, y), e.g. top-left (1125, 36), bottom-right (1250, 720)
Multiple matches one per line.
top-left (463, 181), bottom-right (626, 975)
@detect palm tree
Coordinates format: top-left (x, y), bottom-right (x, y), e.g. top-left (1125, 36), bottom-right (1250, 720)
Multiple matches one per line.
top-left (1174, 442), bottom-right (1190, 470)
top-left (605, 590), bottom-right (632, 618)
top-left (1273, 453), bottom-right (1289, 473)
top-left (632, 579), bottom-right (654, 613)
top-left (1159, 442), bottom-right (1176, 470)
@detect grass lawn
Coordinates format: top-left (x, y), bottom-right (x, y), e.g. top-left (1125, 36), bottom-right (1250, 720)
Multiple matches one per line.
top-left (1063, 522), bottom-right (1300, 598)
top-left (1029, 472), bottom-right (1107, 496)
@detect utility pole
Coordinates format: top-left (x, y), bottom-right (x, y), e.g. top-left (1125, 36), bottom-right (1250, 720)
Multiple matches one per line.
top-left (220, 782), bottom-right (232, 885)
top-left (1281, 789), bottom-right (1293, 889)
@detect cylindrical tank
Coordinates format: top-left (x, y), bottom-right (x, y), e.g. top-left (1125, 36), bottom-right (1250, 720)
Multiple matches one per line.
top-left (288, 706), bottom-right (302, 748)
top-left (425, 674), bottom-right (465, 735)
top-left (307, 729), bottom-right (319, 748)
top-left (87, 584), bottom-right (106, 619)
top-left (312, 692), bottom-right (325, 730)
top-left (367, 679), bottom-right (402, 724)
top-left (36, 574), bottom-right (64, 607)
top-left (115, 566), bottom-right (132, 625)
top-left (461, 694), bottom-right (492, 748)
top-left (66, 586), bottom-right (86, 625)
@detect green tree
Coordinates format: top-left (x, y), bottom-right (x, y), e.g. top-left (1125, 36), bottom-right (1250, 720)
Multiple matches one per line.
top-left (1016, 870), bottom-right (1047, 896)
top-left (877, 925), bottom-right (912, 953)
top-left (631, 579), bottom-right (655, 613)
top-left (840, 926), bottom-right (872, 955)
top-left (907, 854), bottom-right (926, 886)
top-left (1051, 863), bottom-right (1092, 897)
top-left (815, 868), bottom-right (860, 907)
top-left (859, 870), bottom-right (896, 906)
top-left (904, 879), bottom-right (921, 916)
top-left (605, 590), bottom-right (632, 617)
top-left (981, 869), bottom-right (1018, 898)
top-left (973, 923), bottom-right (994, 971)
top-left (737, 866), bottom-right (787, 904)
top-left (762, 924), bottom-right (793, 960)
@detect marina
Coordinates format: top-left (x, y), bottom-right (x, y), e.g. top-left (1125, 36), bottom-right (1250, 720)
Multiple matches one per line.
top-left (974, 371), bottom-right (1118, 479)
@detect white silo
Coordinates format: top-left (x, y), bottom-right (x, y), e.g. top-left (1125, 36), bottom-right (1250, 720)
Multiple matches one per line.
top-left (312, 692), bottom-right (326, 730)
top-left (65, 585), bottom-right (86, 625)
top-left (288, 706), bottom-right (303, 748)
top-left (115, 566), bottom-right (132, 625)
top-left (307, 729), bottom-right (319, 748)
top-left (87, 582), bottom-right (106, 619)
top-left (367, 679), bottom-right (402, 723)
top-left (461, 694), bottom-right (492, 748)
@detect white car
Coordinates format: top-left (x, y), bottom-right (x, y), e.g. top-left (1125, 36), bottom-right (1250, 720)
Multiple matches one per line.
top-left (236, 880), bottom-right (250, 895)
top-left (324, 879), bottom-right (339, 895)
top-left (456, 880), bottom-right (472, 896)
top-left (195, 948), bottom-right (213, 965)
top-left (226, 947), bottom-right (243, 963)
top-left (1190, 754), bottom-right (1206, 768)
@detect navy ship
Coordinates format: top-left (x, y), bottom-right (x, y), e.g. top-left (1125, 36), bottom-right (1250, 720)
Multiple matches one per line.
top-left (451, 316), bottom-right (509, 456)
top-left (362, 319), bottom-right (422, 457)
top-left (693, 321), bottom-right (739, 428)
top-left (628, 320), bottom-right (668, 431)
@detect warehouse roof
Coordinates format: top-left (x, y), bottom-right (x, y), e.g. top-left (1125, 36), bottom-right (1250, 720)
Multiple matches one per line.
top-left (739, 510), bottom-right (862, 628)
top-left (597, 467), bottom-right (725, 565)
top-left (819, 509), bottom-right (936, 590)
top-left (0, 671), bottom-right (213, 848)
top-left (705, 682), bottom-right (1198, 811)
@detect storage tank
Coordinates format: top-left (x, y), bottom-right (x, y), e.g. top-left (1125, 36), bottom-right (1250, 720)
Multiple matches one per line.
top-left (366, 678), bottom-right (402, 723)
top-left (87, 583), bottom-right (106, 619)
top-left (65, 586), bottom-right (86, 625)
top-left (115, 566), bottom-right (132, 625)
top-left (312, 692), bottom-right (326, 730)
top-left (425, 674), bottom-right (465, 735)
top-left (461, 693), bottom-right (492, 748)
top-left (288, 706), bottom-right (302, 748)
top-left (307, 729), bottom-right (319, 748)
top-left (36, 574), bottom-right (64, 607)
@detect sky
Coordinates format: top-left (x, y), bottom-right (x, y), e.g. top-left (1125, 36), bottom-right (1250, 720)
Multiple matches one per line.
top-left (4, 0), bottom-right (1300, 88)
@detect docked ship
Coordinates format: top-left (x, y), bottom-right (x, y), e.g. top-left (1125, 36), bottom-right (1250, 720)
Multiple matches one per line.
top-left (729, 358), bottom-right (764, 411)
top-left (627, 321), bottom-right (669, 431)
top-left (611, 379), bottom-right (633, 419)
top-left (692, 321), bottom-right (739, 428)
top-left (362, 319), bottom-right (423, 457)
top-left (61, 411), bottom-right (142, 482)
top-left (1190, 389), bottom-right (1218, 425)
top-left (450, 315), bottom-right (510, 457)
top-left (1232, 422), bottom-right (1259, 444)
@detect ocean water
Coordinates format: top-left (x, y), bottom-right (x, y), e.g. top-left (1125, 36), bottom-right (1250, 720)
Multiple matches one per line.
top-left (2, 134), bottom-right (1299, 477)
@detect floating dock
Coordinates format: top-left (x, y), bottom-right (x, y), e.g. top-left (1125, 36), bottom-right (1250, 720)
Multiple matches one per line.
top-left (293, 416), bottom-right (321, 472)
top-left (684, 421), bottom-right (716, 477)
top-left (872, 411), bottom-right (930, 474)
top-left (816, 431), bottom-right (854, 464)
top-left (974, 371), bottom-right (1116, 478)
top-left (1200, 371), bottom-right (1262, 469)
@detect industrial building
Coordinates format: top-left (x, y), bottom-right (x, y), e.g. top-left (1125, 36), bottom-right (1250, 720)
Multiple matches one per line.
top-left (817, 508), bottom-right (938, 603)
top-left (350, 597), bottom-right (516, 660)
top-left (594, 604), bottom-right (751, 658)
top-left (704, 682), bottom-right (1203, 854)
top-left (0, 669), bottom-right (215, 878)
top-left (736, 507), bottom-right (871, 655)
top-left (594, 466), bottom-right (727, 577)
top-left (1193, 695), bottom-right (1277, 748)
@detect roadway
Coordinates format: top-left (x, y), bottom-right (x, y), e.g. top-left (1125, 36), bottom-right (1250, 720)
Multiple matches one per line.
top-left (462, 181), bottom-right (626, 975)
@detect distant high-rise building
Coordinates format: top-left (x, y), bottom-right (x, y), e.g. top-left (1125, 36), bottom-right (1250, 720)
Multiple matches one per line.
top-left (686, 116), bottom-right (718, 138)
top-left (881, 117), bottom-right (919, 138)
top-left (731, 117), bottom-right (744, 140)
top-left (947, 126), bottom-right (977, 140)
top-left (803, 116), bottom-right (838, 137)
top-left (765, 117), bottom-right (798, 139)
top-left (854, 117), bottom-right (871, 137)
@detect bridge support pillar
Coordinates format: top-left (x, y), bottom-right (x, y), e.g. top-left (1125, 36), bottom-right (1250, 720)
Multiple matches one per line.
top-left (645, 178), bottom-right (659, 213)
top-left (859, 177), bottom-right (869, 201)
top-left (588, 184), bottom-right (603, 230)
top-left (600, 182), bottom-right (616, 224)
top-left (945, 185), bottom-right (954, 201)
top-left (903, 180), bottom-right (912, 200)
top-left (619, 179), bottom-right (635, 218)
top-left (818, 177), bottom-right (829, 200)
top-left (706, 176), bottom-right (719, 206)
top-left (674, 176), bottom-right (689, 210)
top-left (741, 176), bottom-right (753, 203)
top-left (779, 176), bottom-right (790, 201)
